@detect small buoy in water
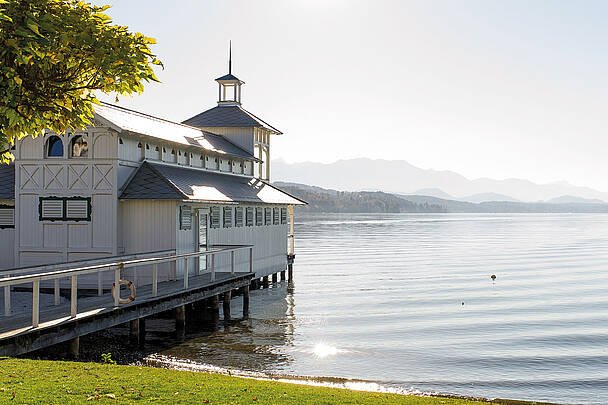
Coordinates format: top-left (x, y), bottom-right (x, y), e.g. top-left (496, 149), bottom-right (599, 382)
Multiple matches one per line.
top-left (491, 274), bottom-right (496, 281)
top-left (461, 302), bottom-right (465, 306)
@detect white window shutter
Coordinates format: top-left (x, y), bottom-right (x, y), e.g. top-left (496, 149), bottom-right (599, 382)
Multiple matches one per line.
top-left (0, 208), bottom-right (14, 228)
top-left (41, 199), bottom-right (63, 219)
top-left (66, 199), bottom-right (88, 219)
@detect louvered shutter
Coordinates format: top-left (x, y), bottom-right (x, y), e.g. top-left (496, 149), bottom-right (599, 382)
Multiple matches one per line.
top-left (273, 208), bottom-right (279, 225)
top-left (280, 208), bottom-right (287, 224)
top-left (66, 199), bottom-right (89, 220)
top-left (255, 207), bottom-right (263, 226)
top-left (223, 207), bottom-right (232, 228)
top-left (180, 205), bottom-right (192, 230)
top-left (235, 207), bottom-right (243, 227)
top-left (246, 207), bottom-right (254, 226)
top-left (40, 199), bottom-right (64, 220)
top-left (0, 207), bottom-right (14, 228)
top-left (210, 207), bottom-right (221, 228)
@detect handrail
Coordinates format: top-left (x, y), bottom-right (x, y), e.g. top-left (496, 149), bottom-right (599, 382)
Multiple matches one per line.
top-left (0, 250), bottom-right (176, 277)
top-left (0, 245), bottom-right (252, 287)
top-left (1, 244), bottom-right (255, 328)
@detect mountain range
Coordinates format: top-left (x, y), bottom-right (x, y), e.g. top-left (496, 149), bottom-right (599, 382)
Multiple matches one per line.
top-left (272, 158), bottom-right (608, 203)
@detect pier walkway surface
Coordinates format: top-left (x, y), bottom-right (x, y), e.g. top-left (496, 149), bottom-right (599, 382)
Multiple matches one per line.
top-left (0, 247), bottom-right (256, 357)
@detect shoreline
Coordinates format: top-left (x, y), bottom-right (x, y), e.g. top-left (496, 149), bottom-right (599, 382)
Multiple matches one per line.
top-left (1, 357), bottom-right (558, 405)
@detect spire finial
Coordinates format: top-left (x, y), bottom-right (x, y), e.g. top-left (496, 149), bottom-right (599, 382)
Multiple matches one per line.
top-left (229, 40), bottom-right (232, 74)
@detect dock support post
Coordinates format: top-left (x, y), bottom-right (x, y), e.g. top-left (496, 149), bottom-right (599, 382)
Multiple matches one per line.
top-left (210, 295), bottom-right (220, 321)
top-left (67, 337), bottom-right (79, 360)
top-left (288, 263), bottom-right (293, 282)
top-left (223, 291), bottom-right (231, 322)
top-left (130, 319), bottom-right (140, 347)
top-left (281, 271), bottom-right (286, 281)
top-left (175, 305), bottom-right (186, 338)
top-left (272, 273), bottom-right (278, 283)
top-left (263, 276), bottom-right (269, 289)
top-left (242, 286), bottom-right (249, 319)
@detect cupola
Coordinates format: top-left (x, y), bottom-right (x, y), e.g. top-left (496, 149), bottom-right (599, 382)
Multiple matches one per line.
top-left (216, 42), bottom-right (244, 106)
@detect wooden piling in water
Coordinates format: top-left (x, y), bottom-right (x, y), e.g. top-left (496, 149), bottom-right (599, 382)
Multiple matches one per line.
top-left (175, 305), bottom-right (186, 338)
top-left (242, 286), bottom-right (249, 319)
top-left (280, 271), bottom-right (286, 281)
top-left (263, 276), bottom-right (269, 288)
top-left (223, 291), bottom-right (231, 322)
top-left (272, 273), bottom-right (278, 283)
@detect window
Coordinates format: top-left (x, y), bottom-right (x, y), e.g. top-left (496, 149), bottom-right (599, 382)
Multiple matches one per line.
top-left (119, 138), bottom-right (124, 145)
top-left (246, 207), bottom-right (254, 226)
top-left (210, 207), bottom-right (221, 228)
top-left (264, 208), bottom-right (272, 225)
top-left (280, 208), bottom-right (287, 224)
top-left (273, 208), bottom-right (279, 225)
top-left (39, 197), bottom-right (91, 221)
top-left (137, 142), bottom-right (142, 148)
top-left (235, 207), bottom-right (243, 227)
top-left (0, 205), bottom-right (14, 229)
top-left (70, 135), bottom-right (88, 157)
top-left (180, 205), bottom-right (192, 230)
top-left (46, 136), bottom-right (63, 157)
top-left (223, 207), bottom-right (232, 228)
top-left (255, 207), bottom-right (263, 226)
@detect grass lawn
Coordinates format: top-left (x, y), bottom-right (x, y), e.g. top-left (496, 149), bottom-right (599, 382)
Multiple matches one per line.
top-left (0, 357), bottom-right (496, 404)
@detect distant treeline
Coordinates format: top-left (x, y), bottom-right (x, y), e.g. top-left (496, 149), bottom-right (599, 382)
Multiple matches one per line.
top-left (279, 186), bottom-right (447, 213)
top-left (277, 182), bottom-right (608, 214)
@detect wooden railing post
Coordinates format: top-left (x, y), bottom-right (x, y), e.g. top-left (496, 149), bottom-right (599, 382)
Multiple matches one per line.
top-left (211, 253), bottom-right (215, 282)
top-left (32, 280), bottom-right (40, 328)
top-left (97, 269), bottom-right (103, 297)
top-left (152, 263), bottom-right (158, 297)
top-left (3, 275), bottom-right (10, 316)
top-left (184, 258), bottom-right (189, 289)
top-left (114, 266), bottom-right (120, 307)
top-left (231, 251), bottom-right (235, 275)
top-left (249, 247), bottom-right (253, 274)
top-left (70, 275), bottom-right (77, 318)
top-left (54, 278), bottom-right (60, 305)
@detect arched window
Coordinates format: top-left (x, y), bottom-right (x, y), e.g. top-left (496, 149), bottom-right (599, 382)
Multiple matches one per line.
top-left (70, 135), bottom-right (88, 157)
top-left (46, 136), bottom-right (63, 157)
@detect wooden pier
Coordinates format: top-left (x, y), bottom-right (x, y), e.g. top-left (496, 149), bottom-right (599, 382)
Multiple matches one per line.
top-left (0, 245), bottom-right (289, 357)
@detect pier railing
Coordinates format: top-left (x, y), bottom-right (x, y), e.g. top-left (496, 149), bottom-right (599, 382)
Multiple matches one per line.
top-left (0, 245), bottom-right (253, 329)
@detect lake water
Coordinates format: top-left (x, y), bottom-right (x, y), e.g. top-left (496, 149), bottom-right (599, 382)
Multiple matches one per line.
top-left (148, 213), bottom-right (608, 404)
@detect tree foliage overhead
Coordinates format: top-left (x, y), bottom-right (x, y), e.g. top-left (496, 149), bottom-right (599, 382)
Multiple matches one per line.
top-left (0, 0), bottom-right (162, 163)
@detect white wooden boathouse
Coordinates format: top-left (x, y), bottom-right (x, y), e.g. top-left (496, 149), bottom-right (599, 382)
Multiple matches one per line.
top-left (0, 57), bottom-right (305, 356)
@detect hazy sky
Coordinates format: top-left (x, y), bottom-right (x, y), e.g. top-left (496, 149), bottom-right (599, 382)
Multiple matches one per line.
top-left (93, 1), bottom-right (608, 191)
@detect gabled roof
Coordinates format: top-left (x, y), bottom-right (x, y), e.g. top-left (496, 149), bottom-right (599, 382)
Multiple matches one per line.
top-left (182, 105), bottom-right (283, 134)
top-left (93, 102), bottom-right (258, 161)
top-left (120, 161), bottom-right (306, 205)
top-left (0, 163), bottom-right (14, 199)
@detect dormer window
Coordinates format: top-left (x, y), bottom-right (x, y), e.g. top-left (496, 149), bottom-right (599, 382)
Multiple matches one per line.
top-left (70, 135), bottom-right (88, 158)
top-left (46, 136), bottom-right (63, 157)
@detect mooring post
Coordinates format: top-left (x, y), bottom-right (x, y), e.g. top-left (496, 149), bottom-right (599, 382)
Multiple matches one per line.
top-left (175, 305), bottom-right (186, 338)
top-left (242, 286), bottom-right (249, 319)
top-left (67, 337), bottom-right (79, 360)
top-left (223, 291), bottom-right (231, 322)
top-left (281, 270), bottom-right (286, 281)
top-left (272, 273), bottom-right (278, 283)
top-left (263, 276), bottom-right (269, 288)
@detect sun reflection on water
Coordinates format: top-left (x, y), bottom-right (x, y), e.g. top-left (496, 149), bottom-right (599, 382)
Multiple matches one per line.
top-left (312, 343), bottom-right (342, 358)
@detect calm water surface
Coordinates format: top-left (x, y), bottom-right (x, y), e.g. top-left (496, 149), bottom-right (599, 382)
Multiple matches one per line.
top-left (150, 213), bottom-right (608, 404)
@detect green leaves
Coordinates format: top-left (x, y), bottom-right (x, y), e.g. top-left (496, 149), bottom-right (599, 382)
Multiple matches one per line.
top-left (0, 0), bottom-right (163, 163)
